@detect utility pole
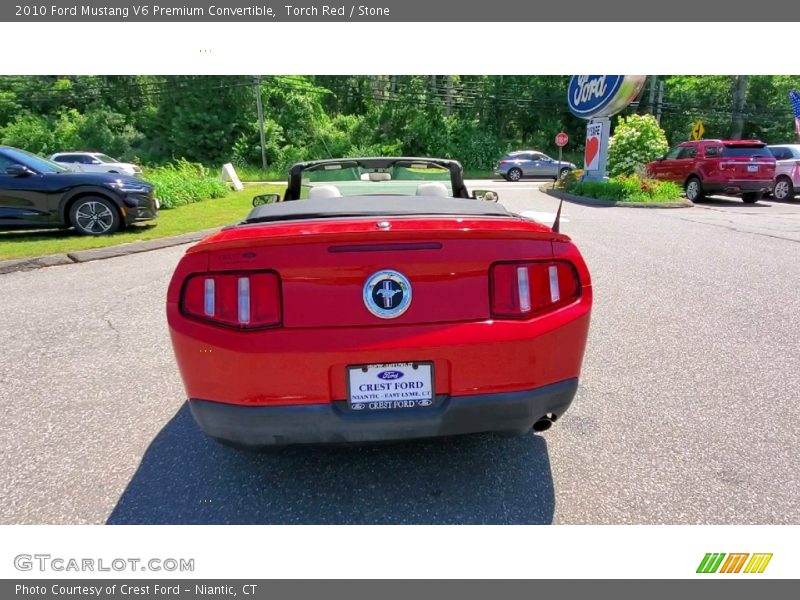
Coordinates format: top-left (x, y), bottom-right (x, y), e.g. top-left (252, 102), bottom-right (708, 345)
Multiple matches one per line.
top-left (655, 80), bottom-right (665, 124)
top-left (730, 75), bottom-right (749, 140)
top-left (647, 76), bottom-right (657, 114)
top-left (445, 75), bottom-right (454, 116)
top-left (255, 76), bottom-right (267, 170)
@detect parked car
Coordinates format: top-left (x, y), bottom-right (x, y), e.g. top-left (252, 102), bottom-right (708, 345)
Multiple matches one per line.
top-left (49, 151), bottom-right (143, 176)
top-left (646, 140), bottom-right (775, 203)
top-left (167, 157), bottom-right (593, 447)
top-left (495, 150), bottom-right (576, 182)
top-left (0, 145), bottom-right (158, 235)
top-left (767, 144), bottom-right (800, 201)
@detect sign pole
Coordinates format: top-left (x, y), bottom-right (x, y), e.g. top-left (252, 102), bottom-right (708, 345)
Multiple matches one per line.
top-left (555, 146), bottom-right (563, 190)
top-left (554, 131), bottom-right (569, 187)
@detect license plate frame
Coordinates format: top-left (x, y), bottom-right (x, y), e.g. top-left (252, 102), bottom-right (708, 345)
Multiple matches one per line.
top-left (747, 164), bottom-right (759, 172)
top-left (346, 361), bottom-right (434, 411)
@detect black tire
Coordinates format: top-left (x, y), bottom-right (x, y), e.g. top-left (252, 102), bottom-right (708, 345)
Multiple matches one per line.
top-left (773, 176), bottom-right (794, 201)
top-left (69, 196), bottom-right (121, 236)
top-left (742, 192), bottom-right (761, 204)
top-left (558, 167), bottom-right (570, 180)
top-left (506, 167), bottom-right (523, 182)
top-left (684, 176), bottom-right (705, 202)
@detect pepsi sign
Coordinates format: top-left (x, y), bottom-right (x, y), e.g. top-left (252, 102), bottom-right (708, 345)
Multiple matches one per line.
top-left (568, 75), bottom-right (646, 119)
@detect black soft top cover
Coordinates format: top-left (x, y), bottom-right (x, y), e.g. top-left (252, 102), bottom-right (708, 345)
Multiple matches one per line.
top-left (243, 195), bottom-right (515, 224)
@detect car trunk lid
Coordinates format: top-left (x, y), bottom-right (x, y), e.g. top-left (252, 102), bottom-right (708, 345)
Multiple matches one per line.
top-left (193, 216), bottom-right (561, 328)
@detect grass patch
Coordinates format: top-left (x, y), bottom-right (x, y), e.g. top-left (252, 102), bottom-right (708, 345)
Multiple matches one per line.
top-left (463, 169), bottom-right (495, 179)
top-left (233, 165), bottom-right (285, 182)
top-left (0, 184), bottom-right (284, 261)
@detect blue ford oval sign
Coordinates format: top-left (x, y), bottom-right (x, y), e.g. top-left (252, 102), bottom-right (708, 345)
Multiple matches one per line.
top-left (377, 370), bottom-right (404, 380)
top-left (568, 75), bottom-right (646, 119)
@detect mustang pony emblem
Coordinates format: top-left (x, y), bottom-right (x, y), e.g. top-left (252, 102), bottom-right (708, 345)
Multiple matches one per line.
top-left (376, 280), bottom-right (402, 308)
top-left (363, 270), bottom-right (412, 318)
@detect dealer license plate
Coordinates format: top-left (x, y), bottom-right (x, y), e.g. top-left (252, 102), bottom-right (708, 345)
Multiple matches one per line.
top-left (747, 165), bottom-right (759, 172)
top-left (347, 362), bottom-right (434, 411)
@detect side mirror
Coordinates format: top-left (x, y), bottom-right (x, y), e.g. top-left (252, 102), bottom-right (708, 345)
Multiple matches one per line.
top-left (472, 189), bottom-right (499, 202)
top-left (6, 164), bottom-right (34, 177)
top-left (252, 193), bottom-right (281, 207)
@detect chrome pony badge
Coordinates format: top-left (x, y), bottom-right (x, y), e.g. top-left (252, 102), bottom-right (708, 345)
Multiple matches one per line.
top-left (363, 270), bottom-right (412, 319)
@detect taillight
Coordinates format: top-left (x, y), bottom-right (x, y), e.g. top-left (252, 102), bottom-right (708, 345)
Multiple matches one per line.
top-left (490, 261), bottom-right (580, 318)
top-left (182, 271), bottom-right (281, 328)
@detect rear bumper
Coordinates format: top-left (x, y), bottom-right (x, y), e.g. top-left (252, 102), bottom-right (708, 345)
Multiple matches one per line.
top-left (706, 180), bottom-right (773, 195)
top-left (189, 378), bottom-right (578, 446)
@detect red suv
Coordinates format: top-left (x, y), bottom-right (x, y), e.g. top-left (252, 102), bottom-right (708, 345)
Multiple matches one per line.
top-left (646, 140), bottom-right (775, 203)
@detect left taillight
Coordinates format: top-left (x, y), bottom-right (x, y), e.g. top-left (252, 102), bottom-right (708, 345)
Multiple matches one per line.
top-left (181, 271), bottom-right (281, 329)
top-left (490, 260), bottom-right (580, 318)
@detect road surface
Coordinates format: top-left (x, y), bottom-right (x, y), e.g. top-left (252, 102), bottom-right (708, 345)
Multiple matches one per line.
top-left (1, 181), bottom-right (798, 524)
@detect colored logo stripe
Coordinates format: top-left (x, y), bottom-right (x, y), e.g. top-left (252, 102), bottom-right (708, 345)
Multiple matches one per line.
top-left (720, 553), bottom-right (749, 573)
top-left (697, 553), bottom-right (726, 573)
top-left (744, 553), bottom-right (773, 574)
top-left (697, 553), bottom-right (772, 574)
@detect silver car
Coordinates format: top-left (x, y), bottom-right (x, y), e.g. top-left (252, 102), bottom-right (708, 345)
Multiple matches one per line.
top-left (495, 150), bottom-right (576, 182)
top-left (49, 151), bottom-right (143, 177)
top-left (768, 144), bottom-right (800, 201)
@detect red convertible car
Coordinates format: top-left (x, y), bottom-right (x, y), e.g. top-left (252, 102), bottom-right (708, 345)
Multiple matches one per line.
top-left (167, 158), bottom-right (592, 447)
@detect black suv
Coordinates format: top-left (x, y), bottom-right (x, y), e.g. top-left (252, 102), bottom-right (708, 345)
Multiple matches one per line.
top-left (0, 145), bottom-right (158, 235)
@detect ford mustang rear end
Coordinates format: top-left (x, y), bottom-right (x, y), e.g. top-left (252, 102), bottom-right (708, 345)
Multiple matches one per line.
top-left (166, 158), bottom-right (592, 446)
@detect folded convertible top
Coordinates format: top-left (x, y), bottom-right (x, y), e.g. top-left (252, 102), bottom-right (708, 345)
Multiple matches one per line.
top-left (241, 195), bottom-right (515, 224)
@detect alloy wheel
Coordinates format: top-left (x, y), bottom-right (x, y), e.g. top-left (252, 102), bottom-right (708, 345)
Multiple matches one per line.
top-left (75, 201), bottom-right (115, 234)
top-left (686, 180), bottom-right (699, 200)
top-left (774, 179), bottom-right (791, 200)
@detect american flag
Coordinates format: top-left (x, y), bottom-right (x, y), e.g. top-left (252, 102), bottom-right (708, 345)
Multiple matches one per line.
top-left (791, 89), bottom-right (800, 139)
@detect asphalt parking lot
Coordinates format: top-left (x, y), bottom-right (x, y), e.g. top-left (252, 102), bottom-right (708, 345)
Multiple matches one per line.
top-left (1, 181), bottom-right (799, 524)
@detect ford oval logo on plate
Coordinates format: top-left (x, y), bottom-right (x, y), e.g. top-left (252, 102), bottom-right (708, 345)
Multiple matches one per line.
top-left (377, 370), bottom-right (404, 380)
top-left (363, 270), bottom-right (412, 319)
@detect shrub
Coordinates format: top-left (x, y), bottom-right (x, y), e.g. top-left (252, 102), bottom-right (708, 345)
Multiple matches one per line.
top-left (142, 159), bottom-right (229, 209)
top-left (570, 174), bottom-right (682, 203)
top-left (607, 114), bottom-right (669, 177)
top-left (558, 168), bottom-right (584, 190)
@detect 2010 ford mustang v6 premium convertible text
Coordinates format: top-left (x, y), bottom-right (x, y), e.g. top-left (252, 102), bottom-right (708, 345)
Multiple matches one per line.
top-left (167, 158), bottom-right (592, 447)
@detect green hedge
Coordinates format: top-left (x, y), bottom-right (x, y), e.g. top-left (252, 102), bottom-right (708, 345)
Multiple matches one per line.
top-left (142, 160), bottom-right (229, 209)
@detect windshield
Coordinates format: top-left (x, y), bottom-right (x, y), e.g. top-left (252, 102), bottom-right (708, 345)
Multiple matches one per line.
top-left (769, 146), bottom-right (800, 160)
top-left (300, 161), bottom-right (453, 198)
top-left (2, 147), bottom-right (69, 173)
top-left (721, 145), bottom-right (773, 158)
top-left (95, 154), bottom-right (117, 163)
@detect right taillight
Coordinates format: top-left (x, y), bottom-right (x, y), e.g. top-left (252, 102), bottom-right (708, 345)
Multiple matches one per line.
top-left (490, 260), bottom-right (580, 318)
top-left (181, 271), bottom-right (281, 329)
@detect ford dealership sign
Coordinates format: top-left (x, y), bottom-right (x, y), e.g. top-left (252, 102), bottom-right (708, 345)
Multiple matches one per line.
top-left (568, 75), bottom-right (646, 119)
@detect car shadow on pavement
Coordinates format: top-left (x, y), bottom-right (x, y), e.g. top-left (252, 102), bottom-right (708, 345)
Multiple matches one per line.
top-left (697, 197), bottom-right (771, 207)
top-left (107, 403), bottom-right (555, 525)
